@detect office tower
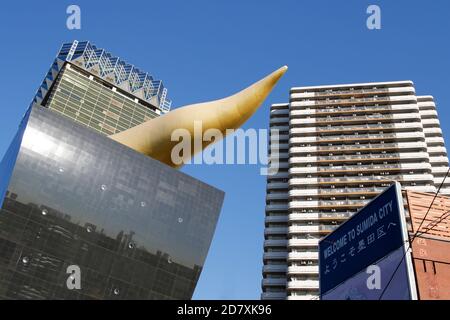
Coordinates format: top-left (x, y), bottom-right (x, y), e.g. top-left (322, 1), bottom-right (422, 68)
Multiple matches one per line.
top-left (262, 81), bottom-right (450, 300)
top-left (32, 40), bottom-right (171, 136)
top-left (0, 41), bottom-right (225, 299)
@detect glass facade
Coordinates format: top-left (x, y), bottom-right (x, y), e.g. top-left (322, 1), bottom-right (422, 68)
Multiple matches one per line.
top-left (0, 109), bottom-right (31, 209)
top-left (31, 40), bottom-right (172, 136)
top-left (0, 107), bottom-right (224, 299)
top-left (45, 64), bottom-right (159, 135)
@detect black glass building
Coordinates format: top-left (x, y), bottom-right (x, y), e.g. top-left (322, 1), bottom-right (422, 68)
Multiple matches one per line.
top-left (0, 104), bottom-right (223, 299)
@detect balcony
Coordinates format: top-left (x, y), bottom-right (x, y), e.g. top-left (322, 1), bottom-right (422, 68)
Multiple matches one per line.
top-left (289, 143), bottom-right (426, 156)
top-left (429, 156), bottom-right (449, 165)
top-left (292, 114), bottom-right (395, 124)
top-left (270, 142), bottom-right (289, 150)
top-left (417, 101), bottom-right (436, 108)
top-left (316, 174), bottom-right (432, 183)
top-left (270, 117), bottom-right (289, 124)
top-left (288, 212), bottom-right (353, 222)
top-left (286, 280), bottom-right (320, 290)
top-left (288, 162), bottom-right (431, 175)
top-left (292, 87), bottom-right (390, 97)
top-left (425, 137), bottom-right (445, 145)
top-left (422, 118), bottom-right (440, 126)
top-left (310, 122), bottom-right (422, 133)
top-left (262, 264), bottom-right (288, 273)
top-left (264, 227), bottom-right (288, 236)
top-left (296, 152), bottom-right (428, 163)
top-left (261, 292), bottom-right (287, 300)
top-left (269, 124), bottom-right (289, 132)
top-left (291, 85), bottom-right (414, 97)
top-left (265, 215), bottom-right (288, 224)
top-left (318, 186), bottom-right (387, 195)
top-left (290, 95), bottom-right (416, 107)
top-left (290, 152), bottom-right (402, 163)
top-left (287, 265), bottom-right (319, 275)
top-left (264, 239), bottom-right (288, 247)
top-left (315, 142), bottom-right (425, 152)
top-left (289, 152), bottom-right (431, 166)
top-left (292, 113), bottom-right (421, 126)
top-left (287, 239), bottom-right (319, 246)
top-left (289, 199), bottom-right (368, 209)
top-left (290, 173), bottom-right (434, 186)
top-left (288, 225), bottom-right (338, 234)
top-left (265, 203), bottom-right (289, 212)
top-left (291, 102), bottom-right (418, 116)
top-left (288, 251), bottom-right (319, 260)
top-left (266, 193), bottom-right (289, 201)
top-left (287, 294), bottom-right (318, 300)
top-left (419, 109), bottom-right (438, 117)
top-left (318, 163), bottom-right (404, 172)
top-left (427, 146), bottom-right (447, 155)
top-left (290, 132), bottom-right (424, 145)
top-left (432, 166), bottom-right (450, 174)
top-left (262, 278), bottom-right (287, 287)
top-left (268, 152), bottom-right (289, 160)
top-left (263, 251), bottom-right (288, 260)
top-left (270, 108), bottom-right (289, 116)
top-left (267, 182), bottom-right (289, 190)
top-left (266, 171), bottom-right (289, 179)
top-left (317, 212), bottom-right (353, 220)
top-left (423, 127), bottom-right (442, 134)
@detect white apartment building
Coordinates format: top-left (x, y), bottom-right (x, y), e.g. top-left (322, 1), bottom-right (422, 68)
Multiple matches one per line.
top-left (262, 81), bottom-right (450, 300)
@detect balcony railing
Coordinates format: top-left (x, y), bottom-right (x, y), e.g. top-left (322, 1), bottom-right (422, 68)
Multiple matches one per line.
top-left (318, 212), bottom-right (354, 219)
top-left (318, 186), bottom-right (386, 194)
top-left (309, 96), bottom-right (392, 106)
top-left (314, 114), bottom-right (394, 123)
top-left (313, 104), bottom-right (393, 113)
top-left (315, 123), bottom-right (399, 132)
top-left (314, 142), bottom-right (401, 152)
top-left (314, 153), bottom-right (401, 161)
top-left (320, 224), bottom-right (341, 230)
top-left (318, 199), bottom-right (369, 206)
top-left (317, 175), bottom-right (403, 182)
top-left (310, 88), bottom-right (390, 96)
top-left (316, 164), bottom-right (402, 172)
top-left (314, 133), bottom-right (398, 141)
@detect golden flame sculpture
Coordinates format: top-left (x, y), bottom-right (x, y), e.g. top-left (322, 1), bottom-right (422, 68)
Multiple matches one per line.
top-left (109, 65), bottom-right (288, 168)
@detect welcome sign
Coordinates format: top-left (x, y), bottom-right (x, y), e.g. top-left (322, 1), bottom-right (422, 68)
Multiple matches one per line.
top-left (319, 182), bottom-right (416, 298)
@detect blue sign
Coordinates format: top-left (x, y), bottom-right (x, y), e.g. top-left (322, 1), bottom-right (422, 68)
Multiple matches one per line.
top-left (319, 183), bottom-right (406, 295)
top-left (322, 247), bottom-right (412, 300)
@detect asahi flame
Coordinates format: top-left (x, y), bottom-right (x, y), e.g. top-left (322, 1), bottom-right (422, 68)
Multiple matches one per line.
top-left (109, 66), bottom-right (288, 167)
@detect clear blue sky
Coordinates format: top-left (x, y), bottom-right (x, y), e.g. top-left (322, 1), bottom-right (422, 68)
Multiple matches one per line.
top-left (0, 1), bottom-right (449, 299)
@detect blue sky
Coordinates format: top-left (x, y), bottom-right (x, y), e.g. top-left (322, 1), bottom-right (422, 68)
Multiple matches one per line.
top-left (0, 1), bottom-right (449, 299)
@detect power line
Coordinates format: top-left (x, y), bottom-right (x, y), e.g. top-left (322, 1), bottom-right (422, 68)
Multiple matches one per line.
top-left (410, 167), bottom-right (450, 244)
top-left (377, 167), bottom-right (450, 300)
top-left (416, 208), bottom-right (450, 239)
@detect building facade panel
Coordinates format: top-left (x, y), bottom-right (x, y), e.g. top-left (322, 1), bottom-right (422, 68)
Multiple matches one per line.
top-left (0, 107), bottom-right (224, 299)
top-left (406, 191), bottom-right (450, 300)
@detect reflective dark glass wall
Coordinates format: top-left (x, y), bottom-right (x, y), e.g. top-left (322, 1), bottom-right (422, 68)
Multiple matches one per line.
top-left (0, 106), bottom-right (224, 299)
